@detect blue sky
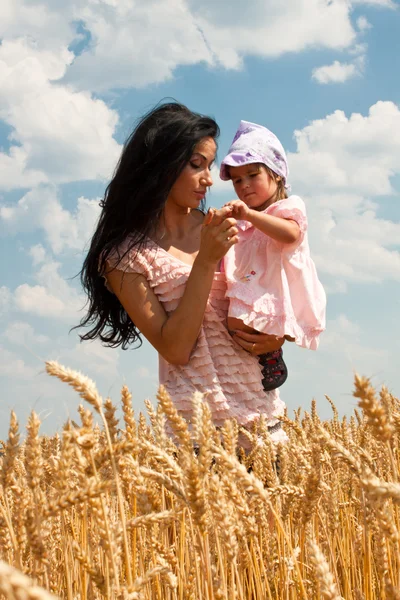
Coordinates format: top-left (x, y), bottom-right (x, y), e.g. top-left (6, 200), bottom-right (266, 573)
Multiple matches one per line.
top-left (1, 0), bottom-right (399, 438)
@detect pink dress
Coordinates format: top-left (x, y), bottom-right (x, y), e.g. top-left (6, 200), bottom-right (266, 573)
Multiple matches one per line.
top-left (223, 195), bottom-right (326, 350)
top-left (106, 237), bottom-right (287, 441)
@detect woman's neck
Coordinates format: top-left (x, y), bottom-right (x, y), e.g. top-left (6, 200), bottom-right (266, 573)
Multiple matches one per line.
top-left (155, 202), bottom-right (197, 242)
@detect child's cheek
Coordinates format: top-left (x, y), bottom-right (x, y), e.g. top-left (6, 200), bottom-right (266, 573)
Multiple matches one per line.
top-left (233, 184), bottom-right (241, 198)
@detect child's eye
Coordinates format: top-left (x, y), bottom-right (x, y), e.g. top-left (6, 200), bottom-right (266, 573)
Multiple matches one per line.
top-left (233, 178), bottom-right (241, 184)
top-left (250, 172), bottom-right (259, 178)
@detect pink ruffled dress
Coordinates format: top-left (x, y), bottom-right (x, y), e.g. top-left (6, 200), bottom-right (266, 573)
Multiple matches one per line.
top-left (105, 237), bottom-right (287, 442)
top-left (223, 195), bottom-right (326, 350)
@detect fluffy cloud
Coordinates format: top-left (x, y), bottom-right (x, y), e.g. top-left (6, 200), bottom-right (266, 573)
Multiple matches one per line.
top-left (0, 0), bottom-right (75, 48)
top-left (0, 146), bottom-right (47, 190)
top-left (4, 321), bottom-right (49, 345)
top-left (312, 60), bottom-right (360, 84)
top-left (288, 101), bottom-right (400, 287)
top-left (29, 244), bottom-right (47, 266)
top-left (290, 101), bottom-right (400, 195)
top-left (0, 38), bottom-right (121, 188)
top-left (352, 0), bottom-right (396, 5)
top-left (322, 315), bottom-right (387, 363)
top-left (189, 0), bottom-right (356, 70)
top-left (60, 339), bottom-right (120, 378)
top-left (135, 366), bottom-right (151, 379)
top-left (312, 43), bottom-right (366, 84)
top-left (0, 345), bottom-right (38, 379)
top-left (14, 259), bottom-right (84, 321)
top-left (64, 0), bottom-right (214, 91)
top-left (356, 16), bottom-right (372, 31)
top-left (0, 286), bottom-right (11, 314)
top-left (0, 0), bottom-right (393, 195)
top-left (1, 186), bottom-right (101, 253)
top-left (1, 0), bottom-right (389, 94)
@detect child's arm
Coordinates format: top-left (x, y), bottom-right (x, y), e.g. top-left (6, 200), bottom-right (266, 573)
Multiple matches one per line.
top-left (225, 200), bottom-right (301, 244)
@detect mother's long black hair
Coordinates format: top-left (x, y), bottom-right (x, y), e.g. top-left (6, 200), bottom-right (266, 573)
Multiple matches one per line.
top-left (77, 101), bottom-right (219, 349)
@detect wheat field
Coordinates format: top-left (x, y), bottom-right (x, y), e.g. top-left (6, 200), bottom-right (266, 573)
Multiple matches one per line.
top-left (1, 362), bottom-right (400, 600)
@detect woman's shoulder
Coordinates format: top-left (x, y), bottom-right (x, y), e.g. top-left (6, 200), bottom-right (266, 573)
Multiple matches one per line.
top-left (104, 235), bottom-right (159, 276)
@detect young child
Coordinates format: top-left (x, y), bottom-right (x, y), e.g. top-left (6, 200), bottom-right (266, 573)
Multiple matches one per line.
top-left (220, 120), bottom-right (326, 391)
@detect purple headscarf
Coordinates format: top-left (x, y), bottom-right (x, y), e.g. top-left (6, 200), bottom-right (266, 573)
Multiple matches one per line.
top-left (220, 120), bottom-right (291, 191)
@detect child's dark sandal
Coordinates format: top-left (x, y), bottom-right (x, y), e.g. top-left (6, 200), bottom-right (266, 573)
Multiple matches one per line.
top-left (259, 348), bottom-right (288, 391)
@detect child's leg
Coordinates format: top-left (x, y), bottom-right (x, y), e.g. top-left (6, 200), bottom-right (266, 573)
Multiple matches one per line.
top-left (227, 317), bottom-right (288, 391)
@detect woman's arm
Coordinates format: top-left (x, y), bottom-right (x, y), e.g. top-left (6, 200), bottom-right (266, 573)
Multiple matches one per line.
top-left (225, 200), bottom-right (300, 244)
top-left (107, 207), bottom-right (238, 365)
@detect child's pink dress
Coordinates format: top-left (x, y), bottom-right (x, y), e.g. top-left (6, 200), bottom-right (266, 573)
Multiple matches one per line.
top-left (223, 195), bottom-right (326, 350)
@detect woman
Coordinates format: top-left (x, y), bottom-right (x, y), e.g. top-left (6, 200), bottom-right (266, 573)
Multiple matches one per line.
top-left (79, 102), bottom-right (286, 443)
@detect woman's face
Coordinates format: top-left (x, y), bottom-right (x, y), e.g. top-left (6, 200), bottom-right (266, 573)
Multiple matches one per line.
top-left (167, 137), bottom-right (216, 210)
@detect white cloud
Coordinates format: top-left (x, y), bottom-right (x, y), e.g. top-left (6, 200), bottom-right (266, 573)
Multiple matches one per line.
top-left (311, 44), bottom-right (366, 85)
top-left (136, 366), bottom-right (151, 379)
top-left (1, 186), bottom-right (101, 254)
top-left (14, 284), bottom-right (71, 318)
top-left (356, 16), bottom-right (372, 31)
top-left (0, 0), bottom-right (394, 199)
top-left (0, 146), bottom-right (47, 190)
top-left (312, 60), bottom-right (359, 84)
top-left (0, 37), bottom-right (121, 188)
top-left (185, 0), bottom-right (359, 74)
top-left (0, 0), bottom-right (75, 49)
top-left (14, 259), bottom-right (84, 321)
top-left (320, 314), bottom-right (389, 370)
top-left (0, 0), bottom-right (388, 94)
top-left (0, 286), bottom-right (11, 315)
top-left (209, 165), bottom-right (232, 195)
top-left (29, 244), bottom-right (46, 266)
top-left (4, 321), bottom-right (49, 346)
top-left (60, 339), bottom-right (120, 379)
top-left (290, 101), bottom-right (400, 196)
top-left (64, 0), bottom-right (214, 91)
top-left (0, 345), bottom-right (38, 379)
top-left (352, 0), bottom-right (396, 6)
top-left (282, 309), bottom-right (397, 421)
top-left (288, 101), bottom-right (400, 288)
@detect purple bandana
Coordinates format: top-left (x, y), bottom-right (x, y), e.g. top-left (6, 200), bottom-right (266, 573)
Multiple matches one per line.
top-left (220, 120), bottom-right (291, 191)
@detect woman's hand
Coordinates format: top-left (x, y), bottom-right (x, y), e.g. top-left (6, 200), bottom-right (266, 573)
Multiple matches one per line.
top-left (232, 330), bottom-right (284, 355)
top-left (197, 206), bottom-right (238, 266)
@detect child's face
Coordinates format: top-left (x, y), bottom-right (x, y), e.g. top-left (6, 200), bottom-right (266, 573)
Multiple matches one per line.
top-left (229, 163), bottom-right (279, 210)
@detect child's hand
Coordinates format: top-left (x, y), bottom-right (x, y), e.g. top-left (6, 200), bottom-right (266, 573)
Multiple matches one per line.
top-left (223, 200), bottom-right (250, 220)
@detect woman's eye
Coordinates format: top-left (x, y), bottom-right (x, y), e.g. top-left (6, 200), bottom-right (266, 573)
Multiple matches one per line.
top-left (190, 161), bottom-right (201, 169)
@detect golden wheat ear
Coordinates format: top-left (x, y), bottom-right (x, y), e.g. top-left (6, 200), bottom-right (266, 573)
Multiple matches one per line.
top-left (45, 360), bottom-right (102, 412)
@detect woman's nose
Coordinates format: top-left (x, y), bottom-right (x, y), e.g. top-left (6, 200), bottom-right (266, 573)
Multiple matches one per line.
top-left (201, 170), bottom-right (213, 186)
